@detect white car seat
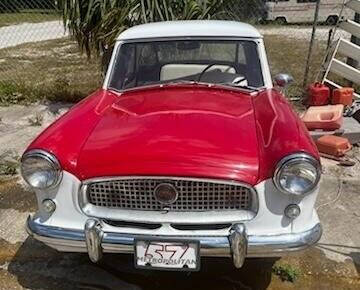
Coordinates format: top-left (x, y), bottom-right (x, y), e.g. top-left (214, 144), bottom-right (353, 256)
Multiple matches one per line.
top-left (160, 64), bottom-right (236, 81)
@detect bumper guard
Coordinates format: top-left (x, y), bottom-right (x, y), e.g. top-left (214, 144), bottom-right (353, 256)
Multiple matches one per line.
top-left (26, 216), bottom-right (322, 268)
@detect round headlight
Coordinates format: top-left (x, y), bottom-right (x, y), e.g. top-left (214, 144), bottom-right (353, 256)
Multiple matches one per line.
top-left (274, 153), bottom-right (321, 196)
top-left (21, 150), bottom-right (62, 189)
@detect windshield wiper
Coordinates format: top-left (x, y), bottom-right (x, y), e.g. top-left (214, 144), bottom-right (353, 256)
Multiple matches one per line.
top-left (166, 80), bottom-right (197, 85)
top-left (167, 80), bottom-right (262, 92)
top-left (219, 82), bottom-right (261, 91)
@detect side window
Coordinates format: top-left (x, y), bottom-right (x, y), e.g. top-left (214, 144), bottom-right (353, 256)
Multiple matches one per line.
top-left (237, 45), bottom-right (246, 65)
top-left (242, 42), bottom-right (264, 87)
top-left (109, 44), bottom-right (136, 89)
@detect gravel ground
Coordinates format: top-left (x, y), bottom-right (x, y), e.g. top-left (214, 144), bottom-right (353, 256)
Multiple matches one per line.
top-left (0, 104), bottom-right (71, 158)
top-left (0, 21), bottom-right (68, 50)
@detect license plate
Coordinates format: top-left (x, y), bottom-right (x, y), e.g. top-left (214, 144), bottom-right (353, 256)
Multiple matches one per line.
top-left (134, 239), bottom-right (200, 271)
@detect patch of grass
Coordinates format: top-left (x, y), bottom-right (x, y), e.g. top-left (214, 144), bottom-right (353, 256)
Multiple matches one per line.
top-left (0, 82), bottom-right (28, 105)
top-left (0, 12), bottom-right (60, 27)
top-left (264, 34), bottom-right (327, 98)
top-left (272, 264), bottom-right (300, 282)
top-left (0, 161), bottom-right (18, 176)
top-left (0, 151), bottom-right (20, 176)
top-left (0, 33), bottom-right (334, 105)
top-left (28, 113), bottom-right (43, 126)
top-left (0, 37), bottom-right (102, 105)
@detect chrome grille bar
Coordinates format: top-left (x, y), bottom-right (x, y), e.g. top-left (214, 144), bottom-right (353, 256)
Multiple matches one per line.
top-left (86, 177), bottom-right (253, 212)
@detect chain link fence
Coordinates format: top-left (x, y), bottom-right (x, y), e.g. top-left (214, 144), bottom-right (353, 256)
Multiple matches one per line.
top-left (0, 0), bottom-right (357, 104)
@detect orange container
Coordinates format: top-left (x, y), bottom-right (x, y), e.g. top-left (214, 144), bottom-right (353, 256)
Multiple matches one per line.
top-left (316, 135), bottom-right (351, 157)
top-left (301, 105), bottom-right (344, 131)
top-left (332, 88), bottom-right (354, 106)
top-left (307, 83), bottom-right (330, 106)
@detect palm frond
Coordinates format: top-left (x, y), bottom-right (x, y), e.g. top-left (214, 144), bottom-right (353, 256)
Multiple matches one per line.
top-left (60, 0), bottom-right (237, 57)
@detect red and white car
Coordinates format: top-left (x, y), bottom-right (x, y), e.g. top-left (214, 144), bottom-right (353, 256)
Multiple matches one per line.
top-left (22, 20), bottom-right (322, 271)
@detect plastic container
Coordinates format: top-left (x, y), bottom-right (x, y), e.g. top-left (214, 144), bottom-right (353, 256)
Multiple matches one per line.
top-left (332, 87), bottom-right (354, 106)
top-left (301, 105), bottom-right (344, 131)
top-left (307, 82), bottom-right (330, 106)
top-left (316, 135), bottom-right (351, 157)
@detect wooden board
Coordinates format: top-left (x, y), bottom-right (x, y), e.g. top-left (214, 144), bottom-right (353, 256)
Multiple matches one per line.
top-left (346, 0), bottom-right (360, 14)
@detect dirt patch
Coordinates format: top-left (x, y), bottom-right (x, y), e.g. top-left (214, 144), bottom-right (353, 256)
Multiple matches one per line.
top-left (5, 239), bottom-right (140, 290)
top-left (264, 34), bottom-right (327, 98)
top-left (321, 146), bottom-right (360, 180)
top-left (315, 176), bottom-right (360, 274)
top-left (1, 248), bottom-right (359, 290)
top-left (0, 268), bottom-right (75, 290)
top-left (0, 239), bottom-right (21, 263)
top-left (0, 178), bottom-right (36, 212)
top-left (258, 25), bottom-right (351, 42)
top-left (4, 246), bottom-right (357, 290)
top-left (2, 237), bottom-right (63, 264)
top-left (91, 249), bottom-right (360, 290)
top-left (0, 13), bottom-right (60, 28)
top-left (0, 37), bottom-right (102, 105)
top-left (0, 104), bottom-right (70, 167)
top-left (0, 175), bottom-right (358, 289)
top-left (0, 28), bottom-right (331, 107)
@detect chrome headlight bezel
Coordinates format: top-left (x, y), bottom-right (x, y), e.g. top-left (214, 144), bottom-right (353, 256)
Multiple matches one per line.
top-left (20, 149), bottom-right (62, 189)
top-left (273, 153), bottom-right (321, 196)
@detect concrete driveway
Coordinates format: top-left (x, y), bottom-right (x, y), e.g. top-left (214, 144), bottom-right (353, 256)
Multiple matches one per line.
top-left (0, 104), bottom-right (359, 289)
top-left (0, 21), bottom-right (67, 49)
top-left (0, 20), bottom-right (349, 51)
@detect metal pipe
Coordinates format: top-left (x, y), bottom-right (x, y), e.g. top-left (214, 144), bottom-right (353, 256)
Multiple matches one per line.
top-left (303, 0), bottom-right (322, 91)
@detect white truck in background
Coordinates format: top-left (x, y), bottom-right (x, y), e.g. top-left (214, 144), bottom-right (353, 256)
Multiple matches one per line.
top-left (263, 0), bottom-right (354, 25)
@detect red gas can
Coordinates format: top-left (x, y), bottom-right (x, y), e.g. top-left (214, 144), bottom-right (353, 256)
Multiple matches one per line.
top-left (307, 82), bottom-right (330, 106)
top-left (316, 135), bottom-right (351, 157)
top-left (332, 87), bottom-right (354, 106)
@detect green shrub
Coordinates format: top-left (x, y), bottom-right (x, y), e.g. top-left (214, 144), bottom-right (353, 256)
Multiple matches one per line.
top-left (272, 264), bottom-right (300, 283)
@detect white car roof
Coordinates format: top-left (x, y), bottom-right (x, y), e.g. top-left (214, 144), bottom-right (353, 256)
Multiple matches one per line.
top-left (117, 20), bottom-right (262, 41)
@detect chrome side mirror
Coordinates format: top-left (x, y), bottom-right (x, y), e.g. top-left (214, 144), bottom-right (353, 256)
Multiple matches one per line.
top-left (274, 74), bottom-right (294, 87)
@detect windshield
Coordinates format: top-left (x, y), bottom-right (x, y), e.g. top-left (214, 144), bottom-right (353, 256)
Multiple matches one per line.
top-left (108, 39), bottom-right (264, 91)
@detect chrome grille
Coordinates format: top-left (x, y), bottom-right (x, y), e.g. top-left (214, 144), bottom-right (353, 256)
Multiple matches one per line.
top-left (86, 178), bottom-right (253, 212)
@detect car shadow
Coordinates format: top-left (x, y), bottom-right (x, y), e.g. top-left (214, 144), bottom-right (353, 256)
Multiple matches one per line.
top-left (317, 242), bottom-right (360, 275)
top-left (349, 252), bottom-right (360, 275)
top-left (45, 102), bottom-right (74, 115)
top-left (7, 237), bottom-right (278, 290)
top-left (99, 254), bottom-right (278, 290)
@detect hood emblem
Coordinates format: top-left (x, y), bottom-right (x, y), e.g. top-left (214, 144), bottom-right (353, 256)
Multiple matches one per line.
top-left (154, 183), bottom-right (178, 205)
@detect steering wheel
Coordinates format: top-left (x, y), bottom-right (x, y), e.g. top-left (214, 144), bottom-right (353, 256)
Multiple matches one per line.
top-left (197, 63), bottom-right (221, 82)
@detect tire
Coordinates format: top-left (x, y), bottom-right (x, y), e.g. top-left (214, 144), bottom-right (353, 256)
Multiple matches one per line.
top-left (326, 15), bottom-right (338, 26)
top-left (275, 17), bottom-right (287, 25)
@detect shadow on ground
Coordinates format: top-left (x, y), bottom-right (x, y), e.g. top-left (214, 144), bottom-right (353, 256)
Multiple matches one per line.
top-left (5, 238), bottom-right (360, 290)
top-left (7, 237), bottom-right (277, 290)
top-left (317, 242), bottom-right (360, 276)
top-left (0, 178), bottom-right (37, 212)
top-left (350, 252), bottom-right (360, 275)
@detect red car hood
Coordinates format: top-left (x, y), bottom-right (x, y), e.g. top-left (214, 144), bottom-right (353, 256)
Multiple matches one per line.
top-left (77, 86), bottom-right (260, 184)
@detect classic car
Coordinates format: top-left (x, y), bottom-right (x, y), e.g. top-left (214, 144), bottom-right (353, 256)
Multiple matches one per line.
top-left (22, 20), bottom-right (322, 271)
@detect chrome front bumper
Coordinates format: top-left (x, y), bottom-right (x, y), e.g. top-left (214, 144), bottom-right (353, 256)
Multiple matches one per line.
top-left (26, 216), bottom-right (322, 268)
